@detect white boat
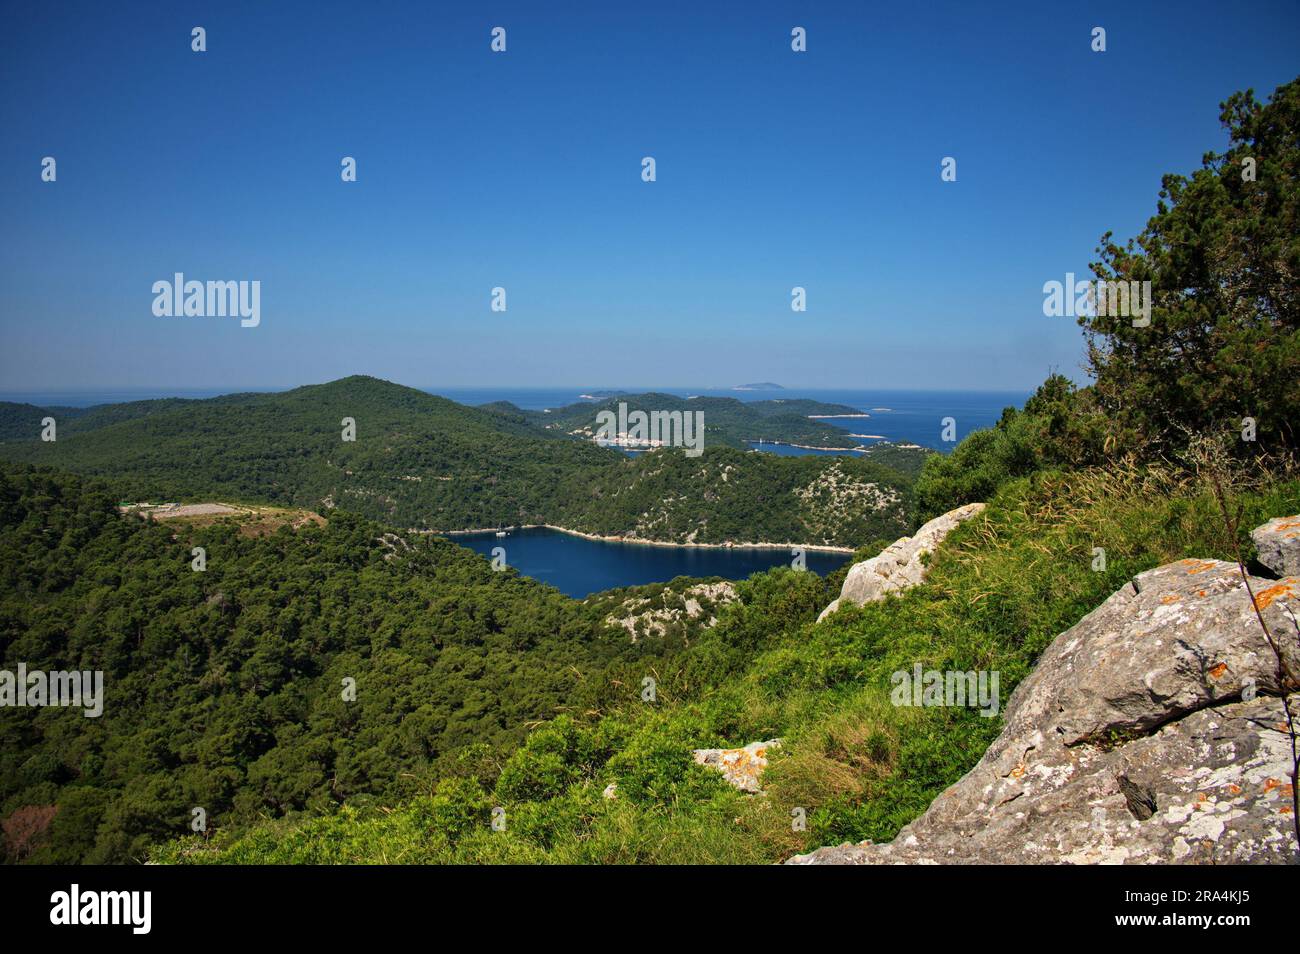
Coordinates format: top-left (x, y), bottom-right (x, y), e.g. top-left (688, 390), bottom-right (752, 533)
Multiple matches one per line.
top-left (495, 530), bottom-right (507, 537)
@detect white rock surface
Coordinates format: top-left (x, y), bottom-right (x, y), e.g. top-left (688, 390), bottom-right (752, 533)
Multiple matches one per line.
top-left (818, 503), bottom-right (986, 621)
top-left (1252, 514), bottom-right (1300, 578)
top-left (791, 559), bottom-right (1300, 865)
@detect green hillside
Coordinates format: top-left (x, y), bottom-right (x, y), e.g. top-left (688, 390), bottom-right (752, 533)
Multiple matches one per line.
top-left (149, 461), bottom-right (1299, 864)
top-left (557, 448), bottom-right (912, 546)
top-left (0, 377), bottom-right (917, 547)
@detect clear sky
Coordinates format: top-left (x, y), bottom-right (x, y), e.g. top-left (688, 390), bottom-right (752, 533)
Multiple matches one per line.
top-left (1, 0), bottom-right (1297, 392)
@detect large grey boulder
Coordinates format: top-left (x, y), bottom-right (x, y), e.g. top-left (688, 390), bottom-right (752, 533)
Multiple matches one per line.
top-left (1253, 515), bottom-right (1300, 578)
top-left (818, 503), bottom-right (985, 622)
top-left (790, 559), bottom-right (1300, 864)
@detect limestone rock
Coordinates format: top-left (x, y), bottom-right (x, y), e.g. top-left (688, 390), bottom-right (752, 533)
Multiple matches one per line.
top-left (818, 503), bottom-right (985, 622)
top-left (605, 581), bottom-right (738, 641)
top-left (790, 559), bottom-right (1300, 864)
top-left (1253, 515), bottom-right (1300, 578)
top-left (692, 740), bottom-right (781, 794)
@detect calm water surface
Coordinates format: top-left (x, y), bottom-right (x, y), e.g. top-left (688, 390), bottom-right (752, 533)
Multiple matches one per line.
top-left (448, 526), bottom-right (848, 598)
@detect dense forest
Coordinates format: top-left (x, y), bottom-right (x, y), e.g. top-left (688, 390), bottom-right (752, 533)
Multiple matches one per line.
top-left (149, 464), bottom-right (1299, 864)
top-left (0, 464), bottom-right (765, 862)
top-left (0, 380), bottom-right (615, 531)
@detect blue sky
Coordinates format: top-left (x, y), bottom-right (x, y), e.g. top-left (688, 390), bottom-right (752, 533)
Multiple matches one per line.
top-left (1, 0), bottom-right (1297, 392)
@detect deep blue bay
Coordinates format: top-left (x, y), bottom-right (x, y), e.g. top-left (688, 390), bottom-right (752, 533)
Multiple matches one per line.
top-left (447, 527), bottom-right (848, 599)
top-left (434, 388), bottom-right (1029, 595)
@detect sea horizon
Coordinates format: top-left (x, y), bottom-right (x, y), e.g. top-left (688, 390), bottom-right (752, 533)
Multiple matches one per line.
top-left (0, 382), bottom-right (1033, 409)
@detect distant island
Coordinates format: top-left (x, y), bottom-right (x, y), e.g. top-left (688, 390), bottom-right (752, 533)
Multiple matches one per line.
top-left (493, 390), bottom-right (899, 452)
top-left (732, 382), bottom-right (783, 391)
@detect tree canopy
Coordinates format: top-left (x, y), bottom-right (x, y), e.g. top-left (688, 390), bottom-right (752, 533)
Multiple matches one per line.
top-left (1084, 79), bottom-right (1299, 455)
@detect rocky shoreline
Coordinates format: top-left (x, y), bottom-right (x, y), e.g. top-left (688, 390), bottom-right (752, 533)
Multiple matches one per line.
top-left (752, 440), bottom-right (866, 452)
top-left (430, 523), bottom-right (856, 554)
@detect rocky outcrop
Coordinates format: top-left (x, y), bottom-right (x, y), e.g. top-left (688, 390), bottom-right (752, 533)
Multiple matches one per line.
top-left (1253, 515), bottom-right (1300, 578)
top-left (794, 462), bottom-right (905, 539)
top-left (692, 740), bottom-right (781, 794)
top-left (791, 557), bottom-right (1299, 864)
top-left (604, 581), bottom-right (738, 641)
top-left (818, 503), bottom-right (986, 622)
top-left (376, 532), bottom-right (411, 561)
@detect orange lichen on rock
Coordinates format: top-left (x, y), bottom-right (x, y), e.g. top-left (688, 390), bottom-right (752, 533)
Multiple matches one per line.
top-left (1208, 663), bottom-right (1228, 680)
top-left (1262, 778), bottom-right (1295, 797)
top-left (1160, 594), bottom-right (1181, 604)
top-left (1184, 560), bottom-right (1219, 575)
top-left (691, 739), bottom-right (781, 793)
top-left (1252, 581), bottom-right (1295, 610)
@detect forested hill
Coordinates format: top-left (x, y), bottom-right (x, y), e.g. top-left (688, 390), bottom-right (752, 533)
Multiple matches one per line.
top-left (0, 464), bottom-right (708, 863)
top-left (0, 377), bottom-right (623, 530)
top-left (0, 376), bottom-right (918, 546)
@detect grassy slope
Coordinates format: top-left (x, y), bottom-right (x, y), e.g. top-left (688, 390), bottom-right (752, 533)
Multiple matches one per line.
top-left (155, 464), bottom-right (1300, 863)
